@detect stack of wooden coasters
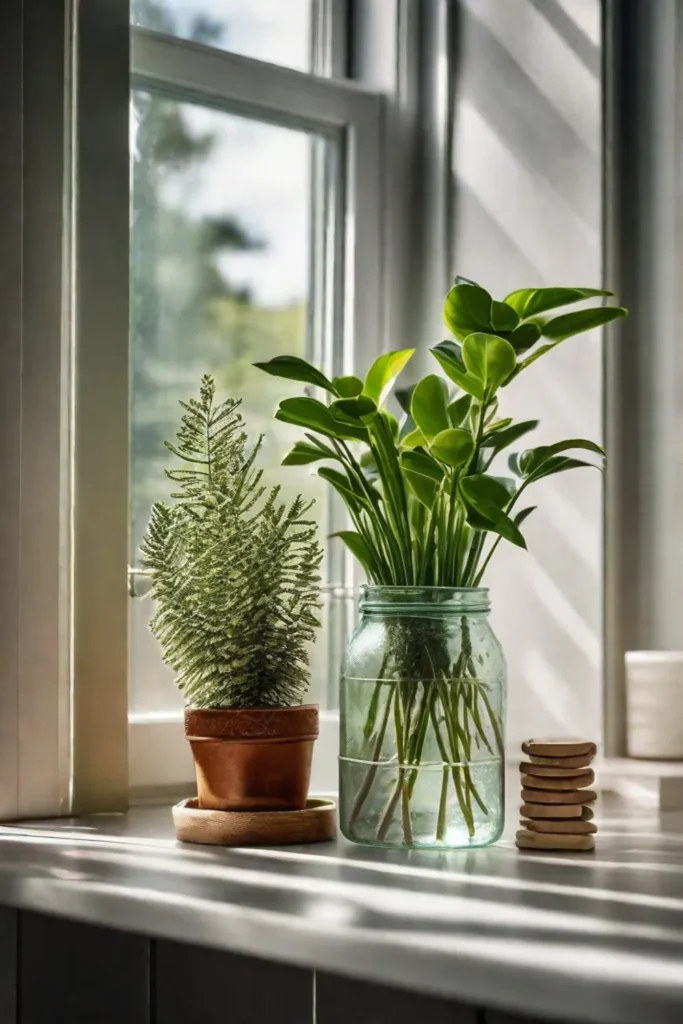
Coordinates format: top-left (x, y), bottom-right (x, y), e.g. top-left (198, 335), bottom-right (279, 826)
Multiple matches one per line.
top-left (516, 738), bottom-right (597, 852)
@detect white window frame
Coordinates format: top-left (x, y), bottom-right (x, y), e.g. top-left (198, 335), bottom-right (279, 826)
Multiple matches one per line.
top-left (128, 26), bottom-right (385, 799)
top-left (0, 0), bottom-right (132, 820)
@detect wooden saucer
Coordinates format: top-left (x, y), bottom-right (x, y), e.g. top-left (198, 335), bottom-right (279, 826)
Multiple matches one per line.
top-left (173, 797), bottom-right (336, 847)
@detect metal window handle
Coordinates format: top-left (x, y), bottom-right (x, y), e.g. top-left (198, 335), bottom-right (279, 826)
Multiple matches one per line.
top-left (128, 567), bottom-right (152, 599)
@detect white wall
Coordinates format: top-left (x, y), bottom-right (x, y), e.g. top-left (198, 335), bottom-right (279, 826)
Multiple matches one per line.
top-left (450, 0), bottom-right (603, 746)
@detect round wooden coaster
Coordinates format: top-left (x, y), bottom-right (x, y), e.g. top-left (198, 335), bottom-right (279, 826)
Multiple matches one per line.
top-left (526, 752), bottom-right (594, 769)
top-left (522, 738), bottom-right (597, 759)
top-left (520, 770), bottom-right (595, 791)
top-left (521, 787), bottom-right (596, 805)
top-left (521, 802), bottom-right (584, 819)
top-left (520, 761), bottom-right (593, 778)
top-left (173, 797), bottom-right (336, 847)
top-left (520, 818), bottom-right (597, 835)
top-left (516, 829), bottom-right (595, 852)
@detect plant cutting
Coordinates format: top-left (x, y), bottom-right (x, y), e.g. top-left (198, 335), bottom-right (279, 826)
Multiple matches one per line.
top-left (141, 375), bottom-right (323, 812)
top-left (256, 279), bottom-right (627, 849)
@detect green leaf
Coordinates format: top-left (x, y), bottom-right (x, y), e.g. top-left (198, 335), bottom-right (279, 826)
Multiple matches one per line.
top-left (519, 438), bottom-right (604, 477)
top-left (491, 476), bottom-right (517, 496)
top-left (318, 466), bottom-right (371, 509)
top-left (282, 441), bottom-right (336, 466)
top-left (460, 474), bottom-right (512, 510)
top-left (410, 374), bottom-right (450, 440)
top-left (462, 333), bottom-right (517, 395)
top-left (486, 417), bottom-right (513, 433)
top-left (514, 506), bottom-right (537, 527)
top-left (509, 321), bottom-right (542, 353)
top-left (381, 409), bottom-right (400, 440)
top-left (444, 283), bottom-right (492, 339)
top-left (448, 394), bottom-right (472, 427)
top-left (540, 305), bottom-right (628, 341)
top-left (360, 448), bottom-right (378, 481)
top-left (276, 397), bottom-right (367, 442)
top-left (332, 375), bottom-right (363, 398)
top-left (430, 341), bottom-right (484, 400)
top-left (400, 450), bottom-right (445, 483)
top-left (484, 400), bottom-right (501, 426)
top-left (503, 287), bottom-right (615, 319)
top-left (331, 531), bottom-right (375, 576)
top-left (400, 428), bottom-right (427, 449)
top-left (468, 504), bottom-right (526, 549)
top-left (481, 419), bottom-right (539, 455)
top-left (527, 455), bottom-right (600, 482)
top-left (510, 306), bottom-right (627, 378)
top-left (459, 475), bottom-right (527, 549)
top-left (395, 385), bottom-right (416, 416)
top-left (430, 428), bottom-right (475, 469)
top-left (403, 468), bottom-right (439, 508)
top-left (363, 349), bottom-right (415, 407)
top-left (253, 355), bottom-right (337, 394)
top-left (490, 300), bottom-right (519, 332)
top-left (330, 396), bottom-right (377, 424)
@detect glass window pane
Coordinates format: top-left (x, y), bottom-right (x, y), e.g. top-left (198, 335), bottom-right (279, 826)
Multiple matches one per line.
top-left (131, 0), bottom-right (312, 73)
top-left (129, 92), bottom-right (334, 714)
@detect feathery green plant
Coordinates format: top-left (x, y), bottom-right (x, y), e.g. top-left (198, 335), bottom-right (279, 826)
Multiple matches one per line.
top-left (141, 375), bottom-right (323, 709)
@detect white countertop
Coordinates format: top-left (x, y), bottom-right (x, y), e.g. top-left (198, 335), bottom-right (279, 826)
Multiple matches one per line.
top-left (0, 791), bottom-right (682, 1024)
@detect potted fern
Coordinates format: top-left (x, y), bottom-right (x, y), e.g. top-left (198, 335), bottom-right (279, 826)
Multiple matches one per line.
top-left (256, 279), bottom-right (627, 849)
top-left (141, 376), bottom-right (323, 812)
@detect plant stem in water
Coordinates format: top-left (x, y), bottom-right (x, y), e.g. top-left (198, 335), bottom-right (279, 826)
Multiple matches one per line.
top-left (436, 766), bottom-right (449, 841)
top-left (429, 700), bottom-right (475, 837)
top-left (349, 679), bottom-right (396, 828)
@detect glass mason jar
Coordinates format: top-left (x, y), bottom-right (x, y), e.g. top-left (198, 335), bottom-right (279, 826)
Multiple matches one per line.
top-left (339, 586), bottom-right (506, 849)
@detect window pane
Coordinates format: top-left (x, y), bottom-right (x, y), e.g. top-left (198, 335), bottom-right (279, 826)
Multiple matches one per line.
top-left (129, 92), bottom-right (333, 714)
top-left (131, 0), bottom-right (312, 72)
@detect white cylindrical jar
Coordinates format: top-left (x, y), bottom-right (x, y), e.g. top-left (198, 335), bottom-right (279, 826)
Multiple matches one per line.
top-left (625, 651), bottom-right (683, 760)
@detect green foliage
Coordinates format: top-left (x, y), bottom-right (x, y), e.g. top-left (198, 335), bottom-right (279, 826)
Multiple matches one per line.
top-left (363, 349), bottom-right (415, 406)
top-left (255, 279), bottom-right (626, 589)
top-left (141, 376), bottom-right (322, 709)
top-left (253, 355), bottom-right (337, 394)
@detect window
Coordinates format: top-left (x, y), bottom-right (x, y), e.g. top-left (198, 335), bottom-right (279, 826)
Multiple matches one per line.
top-left (127, 10), bottom-right (383, 795)
top-left (0, 0), bottom-right (631, 819)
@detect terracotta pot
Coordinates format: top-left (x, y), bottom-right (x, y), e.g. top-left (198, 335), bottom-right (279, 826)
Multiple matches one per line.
top-left (185, 705), bottom-right (319, 812)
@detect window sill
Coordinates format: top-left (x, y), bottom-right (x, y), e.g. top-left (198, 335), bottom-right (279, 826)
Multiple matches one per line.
top-left (0, 796), bottom-right (681, 1024)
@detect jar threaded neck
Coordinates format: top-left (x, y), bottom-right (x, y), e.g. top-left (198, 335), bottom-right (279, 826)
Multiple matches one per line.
top-left (359, 585), bottom-right (490, 615)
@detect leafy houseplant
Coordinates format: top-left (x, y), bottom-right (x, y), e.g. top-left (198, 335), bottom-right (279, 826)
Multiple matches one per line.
top-left (141, 376), bottom-right (323, 811)
top-left (256, 280), bottom-right (627, 848)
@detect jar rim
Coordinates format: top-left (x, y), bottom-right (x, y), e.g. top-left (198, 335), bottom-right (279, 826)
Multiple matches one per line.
top-left (360, 584), bottom-right (489, 594)
top-left (359, 585), bottom-right (490, 613)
